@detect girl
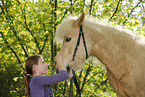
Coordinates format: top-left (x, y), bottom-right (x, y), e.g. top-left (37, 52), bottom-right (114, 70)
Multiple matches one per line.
top-left (24, 54), bottom-right (68, 97)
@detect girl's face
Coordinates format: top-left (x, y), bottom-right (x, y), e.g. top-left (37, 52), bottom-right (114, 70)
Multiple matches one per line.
top-left (34, 57), bottom-right (48, 75)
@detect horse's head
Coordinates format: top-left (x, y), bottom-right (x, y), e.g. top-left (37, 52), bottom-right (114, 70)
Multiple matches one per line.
top-left (55, 13), bottom-right (92, 73)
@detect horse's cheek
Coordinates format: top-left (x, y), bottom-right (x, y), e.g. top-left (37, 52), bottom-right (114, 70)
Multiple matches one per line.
top-left (68, 47), bottom-right (72, 54)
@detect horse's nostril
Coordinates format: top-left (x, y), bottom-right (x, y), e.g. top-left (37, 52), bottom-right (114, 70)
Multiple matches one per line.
top-left (66, 66), bottom-right (70, 72)
top-left (56, 68), bottom-right (59, 73)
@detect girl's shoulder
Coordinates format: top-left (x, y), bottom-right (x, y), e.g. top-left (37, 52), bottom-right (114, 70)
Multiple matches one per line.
top-left (30, 75), bottom-right (48, 86)
top-left (32, 75), bottom-right (47, 80)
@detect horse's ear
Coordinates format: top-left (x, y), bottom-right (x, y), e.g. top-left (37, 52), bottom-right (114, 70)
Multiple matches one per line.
top-left (73, 13), bottom-right (85, 28)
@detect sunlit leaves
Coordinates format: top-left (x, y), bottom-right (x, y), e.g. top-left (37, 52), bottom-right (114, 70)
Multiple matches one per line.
top-left (13, 77), bottom-right (19, 82)
top-left (0, 0), bottom-right (144, 96)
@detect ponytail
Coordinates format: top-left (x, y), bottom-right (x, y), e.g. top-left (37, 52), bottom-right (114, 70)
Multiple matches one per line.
top-left (24, 54), bottom-right (41, 97)
top-left (24, 75), bottom-right (32, 97)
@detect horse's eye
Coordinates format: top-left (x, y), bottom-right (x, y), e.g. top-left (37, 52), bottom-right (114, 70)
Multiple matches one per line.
top-left (65, 37), bottom-right (71, 42)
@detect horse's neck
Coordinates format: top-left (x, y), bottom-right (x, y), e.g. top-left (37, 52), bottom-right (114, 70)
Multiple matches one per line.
top-left (87, 26), bottom-right (133, 79)
top-left (88, 24), bottom-right (136, 59)
top-left (84, 19), bottom-right (145, 81)
top-left (87, 23), bottom-right (145, 78)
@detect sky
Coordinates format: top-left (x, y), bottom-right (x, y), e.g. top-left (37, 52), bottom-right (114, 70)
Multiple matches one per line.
top-left (30, 0), bottom-right (90, 2)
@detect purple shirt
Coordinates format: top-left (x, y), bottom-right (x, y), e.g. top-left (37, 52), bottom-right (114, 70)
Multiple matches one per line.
top-left (30, 70), bottom-right (68, 97)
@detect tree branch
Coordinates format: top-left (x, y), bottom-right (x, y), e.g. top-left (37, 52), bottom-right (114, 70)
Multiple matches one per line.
top-left (109, 0), bottom-right (122, 22)
top-left (50, 0), bottom-right (56, 67)
top-left (55, 0), bottom-right (77, 26)
top-left (0, 1), bottom-right (29, 57)
top-left (62, 80), bottom-right (68, 95)
top-left (69, 0), bottom-right (73, 14)
top-left (122, 1), bottom-right (142, 25)
top-left (16, 0), bottom-right (41, 53)
top-left (89, 0), bottom-right (94, 15)
top-left (69, 78), bottom-right (74, 97)
top-left (54, 0), bottom-right (57, 63)
top-left (80, 64), bottom-right (92, 92)
top-left (56, 8), bottom-right (68, 26)
top-left (0, 31), bottom-right (25, 70)
top-left (40, 22), bottom-right (49, 54)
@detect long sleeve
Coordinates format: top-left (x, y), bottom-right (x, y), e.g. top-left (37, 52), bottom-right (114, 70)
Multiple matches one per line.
top-left (32, 70), bottom-right (68, 86)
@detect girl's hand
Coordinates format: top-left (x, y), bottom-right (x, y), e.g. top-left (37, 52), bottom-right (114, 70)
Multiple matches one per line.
top-left (55, 56), bottom-right (66, 71)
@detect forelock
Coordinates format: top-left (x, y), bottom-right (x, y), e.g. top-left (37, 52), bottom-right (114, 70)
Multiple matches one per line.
top-left (54, 17), bottom-right (77, 43)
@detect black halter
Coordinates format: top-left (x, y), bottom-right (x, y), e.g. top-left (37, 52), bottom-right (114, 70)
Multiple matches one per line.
top-left (72, 25), bottom-right (88, 61)
top-left (71, 25), bottom-right (88, 97)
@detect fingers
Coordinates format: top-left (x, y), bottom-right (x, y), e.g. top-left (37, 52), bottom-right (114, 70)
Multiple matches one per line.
top-left (69, 60), bottom-right (76, 67)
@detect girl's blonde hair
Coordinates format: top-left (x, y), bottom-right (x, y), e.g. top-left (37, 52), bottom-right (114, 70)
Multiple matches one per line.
top-left (24, 54), bottom-right (41, 97)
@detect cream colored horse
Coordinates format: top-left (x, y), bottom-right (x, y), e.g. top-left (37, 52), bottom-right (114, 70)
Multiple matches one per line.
top-left (55, 13), bottom-right (145, 97)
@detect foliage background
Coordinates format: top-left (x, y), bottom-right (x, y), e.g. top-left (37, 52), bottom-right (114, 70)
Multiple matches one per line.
top-left (0, 0), bottom-right (144, 97)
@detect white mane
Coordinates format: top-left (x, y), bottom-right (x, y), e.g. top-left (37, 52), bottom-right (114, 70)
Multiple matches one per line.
top-left (54, 17), bottom-right (78, 42)
top-left (55, 16), bottom-right (144, 45)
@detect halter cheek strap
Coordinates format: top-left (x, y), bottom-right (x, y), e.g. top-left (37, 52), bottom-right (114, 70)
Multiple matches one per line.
top-left (72, 25), bottom-right (88, 61)
top-left (70, 25), bottom-right (88, 97)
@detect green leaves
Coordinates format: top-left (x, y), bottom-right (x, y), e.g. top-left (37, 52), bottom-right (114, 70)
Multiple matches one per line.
top-left (0, 0), bottom-right (144, 96)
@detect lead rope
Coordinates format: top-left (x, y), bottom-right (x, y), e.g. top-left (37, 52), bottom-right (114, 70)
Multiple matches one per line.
top-left (71, 25), bottom-right (88, 97)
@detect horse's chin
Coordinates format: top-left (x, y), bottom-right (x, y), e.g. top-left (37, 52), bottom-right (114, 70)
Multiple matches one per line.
top-left (66, 66), bottom-right (73, 79)
top-left (66, 62), bottom-right (84, 79)
top-left (65, 59), bottom-right (85, 79)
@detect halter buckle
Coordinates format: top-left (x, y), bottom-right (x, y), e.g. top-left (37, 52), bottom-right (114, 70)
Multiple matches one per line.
top-left (68, 60), bottom-right (77, 70)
